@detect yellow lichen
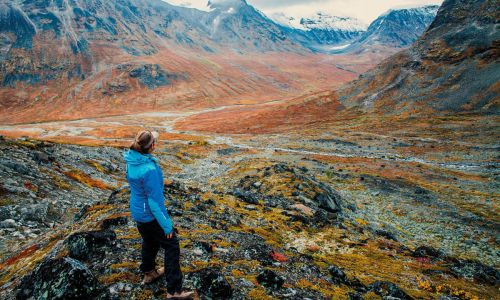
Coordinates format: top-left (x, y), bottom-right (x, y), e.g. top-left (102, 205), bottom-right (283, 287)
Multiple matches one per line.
top-left (99, 272), bottom-right (140, 285)
top-left (111, 261), bottom-right (140, 270)
top-left (247, 287), bottom-right (275, 300)
top-left (63, 168), bottom-right (113, 190)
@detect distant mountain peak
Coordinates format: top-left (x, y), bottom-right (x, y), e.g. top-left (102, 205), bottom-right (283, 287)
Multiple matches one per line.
top-left (208, 0), bottom-right (248, 10)
top-left (272, 12), bottom-right (367, 33)
top-left (353, 5), bottom-right (439, 48)
top-left (300, 13), bottom-right (368, 32)
top-left (383, 4), bottom-right (439, 15)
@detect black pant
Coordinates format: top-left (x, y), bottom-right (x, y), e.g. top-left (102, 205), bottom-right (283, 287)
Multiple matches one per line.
top-left (136, 219), bottom-right (183, 294)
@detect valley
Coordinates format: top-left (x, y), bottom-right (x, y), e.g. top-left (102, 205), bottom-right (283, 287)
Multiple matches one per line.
top-left (0, 106), bottom-right (497, 299)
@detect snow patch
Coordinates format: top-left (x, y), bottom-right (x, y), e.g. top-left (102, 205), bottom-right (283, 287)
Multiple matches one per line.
top-left (272, 12), bottom-right (367, 33)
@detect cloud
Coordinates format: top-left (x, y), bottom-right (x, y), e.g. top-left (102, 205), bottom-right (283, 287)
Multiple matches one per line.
top-left (163, 0), bottom-right (443, 23)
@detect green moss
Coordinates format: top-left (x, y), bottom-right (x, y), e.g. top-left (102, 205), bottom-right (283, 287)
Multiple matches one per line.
top-left (0, 198), bottom-right (14, 206)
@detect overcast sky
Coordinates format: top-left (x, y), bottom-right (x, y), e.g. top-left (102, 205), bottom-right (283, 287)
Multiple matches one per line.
top-left (164, 0), bottom-right (443, 24)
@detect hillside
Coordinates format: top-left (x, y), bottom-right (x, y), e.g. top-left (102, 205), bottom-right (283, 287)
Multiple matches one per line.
top-left (0, 132), bottom-right (498, 299)
top-left (338, 0), bottom-right (499, 114)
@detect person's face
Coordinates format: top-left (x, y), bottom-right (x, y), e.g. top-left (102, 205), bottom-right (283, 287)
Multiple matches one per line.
top-left (149, 141), bottom-right (157, 153)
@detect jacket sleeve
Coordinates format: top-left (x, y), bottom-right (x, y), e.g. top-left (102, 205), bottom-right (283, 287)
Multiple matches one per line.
top-left (143, 168), bottom-right (173, 235)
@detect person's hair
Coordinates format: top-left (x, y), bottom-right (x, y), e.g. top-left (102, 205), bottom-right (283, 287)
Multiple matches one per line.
top-left (130, 131), bottom-right (156, 154)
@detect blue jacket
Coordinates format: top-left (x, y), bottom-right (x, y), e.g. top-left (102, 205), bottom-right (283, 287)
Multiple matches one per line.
top-left (124, 149), bottom-right (173, 234)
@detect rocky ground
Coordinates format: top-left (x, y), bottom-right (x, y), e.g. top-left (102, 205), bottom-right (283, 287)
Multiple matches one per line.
top-left (0, 129), bottom-right (498, 299)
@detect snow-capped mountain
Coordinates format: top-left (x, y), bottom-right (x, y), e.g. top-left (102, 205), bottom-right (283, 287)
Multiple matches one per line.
top-left (207, 0), bottom-right (247, 10)
top-left (272, 12), bottom-right (367, 46)
top-left (301, 13), bottom-right (367, 32)
top-left (328, 5), bottom-right (439, 54)
top-left (358, 5), bottom-right (439, 47)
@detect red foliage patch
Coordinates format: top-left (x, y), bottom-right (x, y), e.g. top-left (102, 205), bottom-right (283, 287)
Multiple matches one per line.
top-left (270, 251), bottom-right (288, 262)
top-left (24, 182), bottom-right (37, 192)
top-left (415, 257), bottom-right (432, 264)
top-left (2, 244), bottom-right (39, 267)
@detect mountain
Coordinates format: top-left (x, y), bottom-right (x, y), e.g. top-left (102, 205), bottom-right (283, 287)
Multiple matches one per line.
top-left (0, 0), bottom-right (441, 124)
top-left (338, 0), bottom-right (499, 114)
top-left (272, 12), bottom-right (367, 49)
top-left (202, 0), bottom-right (299, 52)
top-left (0, 0), bottom-right (345, 124)
top-left (337, 5), bottom-right (439, 54)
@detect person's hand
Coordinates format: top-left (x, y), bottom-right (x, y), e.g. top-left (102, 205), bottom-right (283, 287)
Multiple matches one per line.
top-left (166, 231), bottom-right (174, 239)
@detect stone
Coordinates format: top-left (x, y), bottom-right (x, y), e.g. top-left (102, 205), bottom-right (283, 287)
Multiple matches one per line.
top-left (16, 257), bottom-right (102, 300)
top-left (253, 181), bottom-right (262, 188)
top-left (0, 218), bottom-right (16, 228)
top-left (348, 292), bottom-right (364, 300)
top-left (257, 269), bottom-right (285, 289)
top-left (65, 229), bottom-right (116, 260)
top-left (0, 207), bottom-right (11, 221)
top-left (244, 205), bottom-right (257, 211)
top-left (314, 192), bottom-right (341, 213)
top-left (243, 242), bottom-right (274, 266)
top-left (22, 203), bottom-right (49, 222)
top-left (367, 281), bottom-right (413, 300)
top-left (101, 216), bottom-right (128, 229)
top-left (291, 203), bottom-right (314, 217)
top-left (449, 260), bottom-right (500, 285)
top-left (329, 265), bottom-right (349, 285)
top-left (191, 267), bottom-right (233, 299)
top-left (32, 152), bottom-right (52, 164)
top-left (232, 189), bottom-right (259, 205)
top-left (74, 205), bottom-right (90, 222)
top-left (375, 229), bottom-right (398, 241)
top-left (412, 246), bottom-right (443, 259)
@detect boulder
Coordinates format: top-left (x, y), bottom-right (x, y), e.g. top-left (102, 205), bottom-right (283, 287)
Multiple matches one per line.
top-left (257, 269), bottom-right (285, 289)
top-left (101, 216), bottom-right (128, 229)
top-left (232, 189), bottom-right (259, 205)
top-left (65, 229), bottom-right (116, 260)
top-left (0, 207), bottom-right (12, 221)
top-left (16, 257), bottom-right (102, 300)
top-left (367, 281), bottom-right (413, 300)
top-left (22, 203), bottom-right (49, 222)
top-left (375, 229), bottom-right (398, 242)
top-left (291, 203), bottom-right (314, 217)
top-left (32, 152), bottom-right (53, 164)
top-left (191, 267), bottom-right (233, 299)
top-left (412, 246), bottom-right (443, 259)
top-left (329, 265), bottom-right (349, 285)
top-left (314, 191), bottom-right (341, 213)
top-left (0, 218), bottom-right (16, 228)
top-left (449, 260), bottom-right (500, 285)
top-left (242, 242), bottom-right (274, 266)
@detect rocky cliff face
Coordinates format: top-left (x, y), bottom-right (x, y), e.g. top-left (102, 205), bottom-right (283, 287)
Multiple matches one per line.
top-left (338, 0), bottom-right (499, 114)
top-left (358, 6), bottom-right (439, 48)
top-left (333, 5), bottom-right (438, 54)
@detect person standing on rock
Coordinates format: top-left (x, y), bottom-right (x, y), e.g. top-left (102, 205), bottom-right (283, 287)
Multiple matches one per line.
top-left (124, 130), bottom-right (194, 299)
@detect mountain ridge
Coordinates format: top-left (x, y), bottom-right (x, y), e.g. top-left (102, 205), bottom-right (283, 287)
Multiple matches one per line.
top-left (338, 0), bottom-right (499, 114)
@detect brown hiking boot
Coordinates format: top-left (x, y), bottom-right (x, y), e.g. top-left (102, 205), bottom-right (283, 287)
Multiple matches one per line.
top-left (142, 267), bottom-right (165, 284)
top-left (166, 291), bottom-right (195, 299)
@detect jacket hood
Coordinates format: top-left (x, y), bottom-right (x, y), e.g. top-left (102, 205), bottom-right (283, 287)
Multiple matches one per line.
top-left (123, 149), bottom-right (158, 166)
